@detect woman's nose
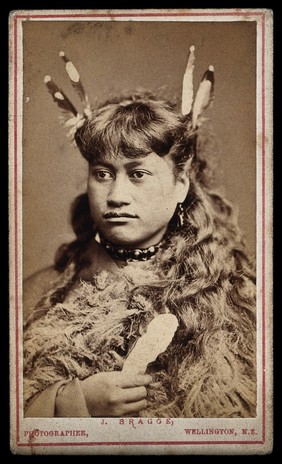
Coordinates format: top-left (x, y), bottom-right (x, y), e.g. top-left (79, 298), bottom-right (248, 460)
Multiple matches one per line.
top-left (107, 176), bottom-right (131, 207)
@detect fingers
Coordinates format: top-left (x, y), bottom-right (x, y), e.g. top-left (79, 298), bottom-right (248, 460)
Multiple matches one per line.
top-left (119, 374), bottom-right (152, 388)
top-left (80, 372), bottom-right (150, 417)
top-left (118, 386), bottom-right (147, 404)
top-left (122, 399), bottom-right (148, 415)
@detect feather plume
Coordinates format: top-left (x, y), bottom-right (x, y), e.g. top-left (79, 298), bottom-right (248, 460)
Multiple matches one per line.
top-left (192, 65), bottom-right (215, 128)
top-left (122, 313), bottom-right (178, 375)
top-left (44, 75), bottom-right (78, 117)
top-left (181, 45), bottom-right (195, 116)
top-left (44, 75), bottom-right (88, 140)
top-left (59, 51), bottom-right (90, 114)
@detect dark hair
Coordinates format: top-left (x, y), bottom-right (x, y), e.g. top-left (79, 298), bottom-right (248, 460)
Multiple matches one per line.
top-left (54, 94), bottom-right (256, 417)
top-left (75, 94), bottom-right (196, 176)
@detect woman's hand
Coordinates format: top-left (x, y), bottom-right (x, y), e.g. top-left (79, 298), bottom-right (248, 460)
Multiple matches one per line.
top-left (80, 371), bottom-right (152, 417)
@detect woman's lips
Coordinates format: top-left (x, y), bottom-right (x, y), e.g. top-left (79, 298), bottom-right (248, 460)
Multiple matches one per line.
top-left (104, 217), bottom-right (136, 223)
top-left (103, 212), bottom-right (138, 219)
top-left (103, 212), bottom-right (138, 224)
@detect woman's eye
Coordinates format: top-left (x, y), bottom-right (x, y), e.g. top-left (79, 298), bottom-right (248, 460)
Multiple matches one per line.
top-left (94, 170), bottom-right (113, 180)
top-left (131, 171), bottom-right (149, 179)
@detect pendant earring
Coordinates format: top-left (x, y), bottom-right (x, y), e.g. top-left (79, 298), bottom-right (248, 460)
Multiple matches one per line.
top-left (176, 203), bottom-right (185, 229)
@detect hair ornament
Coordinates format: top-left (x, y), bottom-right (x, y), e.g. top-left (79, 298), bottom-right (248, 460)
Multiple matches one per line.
top-left (44, 74), bottom-right (78, 116)
top-left (181, 45), bottom-right (195, 116)
top-left (44, 45), bottom-right (214, 141)
top-left (59, 51), bottom-right (91, 117)
top-left (44, 52), bottom-right (91, 141)
top-left (181, 45), bottom-right (215, 128)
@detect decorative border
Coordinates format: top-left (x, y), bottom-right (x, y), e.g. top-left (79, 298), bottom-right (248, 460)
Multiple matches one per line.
top-left (10, 9), bottom-right (270, 450)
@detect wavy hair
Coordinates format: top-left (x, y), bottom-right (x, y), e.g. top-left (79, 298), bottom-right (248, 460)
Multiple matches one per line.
top-left (54, 93), bottom-right (256, 417)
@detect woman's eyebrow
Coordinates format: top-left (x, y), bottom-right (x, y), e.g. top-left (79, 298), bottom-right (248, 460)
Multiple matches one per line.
top-left (90, 159), bottom-right (151, 169)
top-left (121, 146), bottom-right (150, 158)
top-left (123, 160), bottom-right (149, 169)
top-left (89, 160), bottom-right (115, 169)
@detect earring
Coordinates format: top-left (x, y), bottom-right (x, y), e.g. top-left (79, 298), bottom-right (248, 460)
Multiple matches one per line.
top-left (176, 203), bottom-right (185, 229)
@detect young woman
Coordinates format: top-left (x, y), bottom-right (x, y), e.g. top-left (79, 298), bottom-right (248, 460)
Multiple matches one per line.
top-left (23, 49), bottom-right (256, 418)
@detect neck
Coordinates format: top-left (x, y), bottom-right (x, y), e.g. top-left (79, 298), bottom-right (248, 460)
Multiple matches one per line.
top-left (96, 233), bottom-right (165, 262)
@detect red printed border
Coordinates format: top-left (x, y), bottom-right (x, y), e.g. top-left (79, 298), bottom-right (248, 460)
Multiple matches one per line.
top-left (13, 10), bottom-right (267, 448)
top-left (14, 11), bottom-right (265, 18)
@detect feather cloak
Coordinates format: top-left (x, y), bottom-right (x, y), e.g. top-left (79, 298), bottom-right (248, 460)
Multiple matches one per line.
top-left (24, 256), bottom-right (256, 418)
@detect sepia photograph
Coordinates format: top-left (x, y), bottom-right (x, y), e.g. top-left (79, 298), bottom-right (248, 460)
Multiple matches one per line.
top-left (9, 9), bottom-right (273, 455)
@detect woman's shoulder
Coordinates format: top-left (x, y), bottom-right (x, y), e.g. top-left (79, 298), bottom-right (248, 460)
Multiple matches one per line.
top-left (23, 266), bottom-right (61, 322)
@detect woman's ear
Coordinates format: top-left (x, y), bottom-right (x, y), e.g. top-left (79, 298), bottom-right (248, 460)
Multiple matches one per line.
top-left (164, 151), bottom-right (191, 203)
top-left (175, 157), bottom-right (192, 203)
top-left (176, 169), bottom-right (190, 203)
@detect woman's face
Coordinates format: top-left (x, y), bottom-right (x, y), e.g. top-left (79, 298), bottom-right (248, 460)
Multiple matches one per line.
top-left (87, 152), bottom-right (189, 248)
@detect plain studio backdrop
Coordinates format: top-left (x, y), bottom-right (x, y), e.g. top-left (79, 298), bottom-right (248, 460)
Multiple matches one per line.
top-left (22, 20), bottom-right (256, 279)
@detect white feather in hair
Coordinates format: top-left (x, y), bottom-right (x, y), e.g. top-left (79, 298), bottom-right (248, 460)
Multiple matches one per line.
top-left (192, 65), bottom-right (215, 129)
top-left (181, 45), bottom-right (195, 116)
